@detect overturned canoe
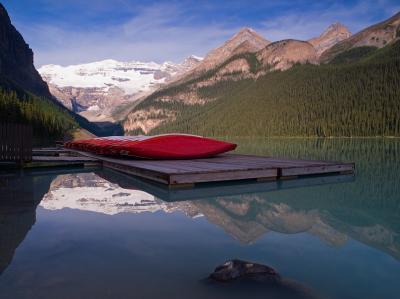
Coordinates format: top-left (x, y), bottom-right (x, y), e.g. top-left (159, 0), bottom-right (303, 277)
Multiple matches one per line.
top-left (65, 134), bottom-right (237, 159)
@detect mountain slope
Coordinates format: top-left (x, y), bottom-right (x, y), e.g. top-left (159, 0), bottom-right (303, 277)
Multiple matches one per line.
top-left (0, 3), bottom-right (130, 139)
top-left (0, 3), bottom-right (79, 141)
top-left (0, 4), bottom-right (52, 98)
top-left (152, 40), bottom-right (400, 137)
top-left (256, 39), bottom-right (317, 71)
top-left (0, 88), bottom-right (78, 141)
top-left (193, 27), bottom-right (270, 73)
top-left (123, 28), bottom-right (324, 134)
top-left (309, 23), bottom-right (352, 56)
top-left (320, 12), bottom-right (400, 62)
top-left (123, 13), bottom-right (400, 137)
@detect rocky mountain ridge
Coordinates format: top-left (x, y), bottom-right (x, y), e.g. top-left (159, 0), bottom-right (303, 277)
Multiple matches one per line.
top-left (193, 27), bottom-right (270, 73)
top-left (308, 22), bottom-right (352, 56)
top-left (122, 26), bottom-right (331, 133)
top-left (256, 39), bottom-right (318, 71)
top-left (122, 12), bottom-right (399, 134)
top-left (321, 12), bottom-right (400, 62)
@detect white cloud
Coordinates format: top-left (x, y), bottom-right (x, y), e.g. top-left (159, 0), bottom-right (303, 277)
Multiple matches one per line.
top-left (19, 3), bottom-right (236, 67)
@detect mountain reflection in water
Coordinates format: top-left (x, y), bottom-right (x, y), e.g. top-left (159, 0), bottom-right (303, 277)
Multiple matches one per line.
top-left (39, 169), bottom-right (398, 260)
top-left (0, 174), bottom-right (53, 275)
top-left (0, 138), bottom-right (399, 299)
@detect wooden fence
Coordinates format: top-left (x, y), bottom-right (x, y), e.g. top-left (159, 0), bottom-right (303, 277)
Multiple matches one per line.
top-left (0, 123), bottom-right (32, 163)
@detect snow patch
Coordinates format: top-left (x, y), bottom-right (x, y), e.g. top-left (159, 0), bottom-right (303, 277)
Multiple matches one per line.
top-left (39, 59), bottom-right (182, 95)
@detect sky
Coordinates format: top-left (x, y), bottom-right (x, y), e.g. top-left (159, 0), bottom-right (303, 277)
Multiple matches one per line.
top-left (2, 0), bottom-right (400, 67)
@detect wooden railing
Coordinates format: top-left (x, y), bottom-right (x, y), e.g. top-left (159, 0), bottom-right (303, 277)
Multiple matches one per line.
top-left (0, 123), bottom-right (32, 163)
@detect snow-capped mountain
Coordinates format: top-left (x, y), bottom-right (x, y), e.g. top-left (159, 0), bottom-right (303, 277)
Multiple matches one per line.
top-left (39, 173), bottom-right (400, 258)
top-left (38, 56), bottom-right (203, 121)
top-left (41, 173), bottom-right (203, 217)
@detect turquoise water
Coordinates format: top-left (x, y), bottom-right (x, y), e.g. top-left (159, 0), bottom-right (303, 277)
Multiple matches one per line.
top-left (0, 138), bottom-right (399, 299)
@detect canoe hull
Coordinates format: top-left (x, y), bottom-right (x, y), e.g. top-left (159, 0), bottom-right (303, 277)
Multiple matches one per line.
top-left (65, 135), bottom-right (237, 159)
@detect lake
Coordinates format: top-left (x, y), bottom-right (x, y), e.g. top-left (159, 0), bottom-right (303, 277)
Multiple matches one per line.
top-left (0, 138), bottom-right (399, 299)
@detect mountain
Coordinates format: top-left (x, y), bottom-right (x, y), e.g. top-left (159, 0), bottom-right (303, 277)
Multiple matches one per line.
top-left (42, 173), bottom-right (166, 215)
top-left (320, 12), bottom-right (400, 62)
top-left (38, 170), bottom-right (400, 260)
top-left (0, 173), bottom-right (54, 275)
top-left (192, 27), bottom-right (270, 73)
top-left (0, 3), bottom-right (123, 140)
top-left (309, 23), bottom-right (352, 56)
top-left (153, 39), bottom-right (400, 137)
top-left (122, 28), bottom-right (271, 133)
top-left (39, 56), bottom-right (203, 122)
top-left (123, 12), bottom-right (400, 137)
top-left (41, 172), bottom-right (202, 217)
top-left (0, 3), bottom-right (80, 141)
top-left (256, 39), bottom-right (317, 71)
top-left (0, 205), bottom-right (36, 275)
top-left (0, 4), bottom-right (51, 98)
top-left (122, 27), bottom-right (333, 134)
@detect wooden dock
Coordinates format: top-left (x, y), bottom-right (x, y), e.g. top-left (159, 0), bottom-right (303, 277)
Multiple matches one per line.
top-left (9, 148), bottom-right (354, 187)
top-left (70, 150), bottom-right (354, 187)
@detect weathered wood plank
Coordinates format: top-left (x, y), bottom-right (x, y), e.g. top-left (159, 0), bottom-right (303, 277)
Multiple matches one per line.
top-left (25, 161), bottom-right (93, 168)
top-left (32, 149), bottom-right (71, 156)
top-left (209, 155), bottom-right (334, 166)
top-left (197, 158), bottom-right (326, 168)
top-left (223, 153), bottom-right (344, 165)
top-left (75, 151), bottom-right (189, 173)
top-left (103, 158), bottom-right (188, 174)
top-left (151, 159), bottom-right (276, 172)
top-left (103, 161), bottom-right (170, 184)
top-left (75, 150), bottom-right (277, 174)
top-left (32, 156), bottom-right (98, 162)
top-left (169, 168), bottom-right (278, 185)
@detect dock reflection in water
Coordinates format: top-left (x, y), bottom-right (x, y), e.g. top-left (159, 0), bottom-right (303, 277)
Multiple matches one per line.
top-left (0, 138), bottom-right (400, 299)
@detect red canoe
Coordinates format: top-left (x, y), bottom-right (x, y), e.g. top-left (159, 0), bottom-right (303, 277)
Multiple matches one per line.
top-left (65, 134), bottom-right (237, 159)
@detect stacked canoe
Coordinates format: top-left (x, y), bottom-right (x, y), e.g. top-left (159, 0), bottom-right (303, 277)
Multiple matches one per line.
top-left (65, 134), bottom-right (237, 160)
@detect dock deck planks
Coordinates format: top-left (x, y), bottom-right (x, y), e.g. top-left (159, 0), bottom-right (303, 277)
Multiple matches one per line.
top-left (70, 150), bottom-right (354, 186)
top-left (26, 155), bottom-right (101, 168)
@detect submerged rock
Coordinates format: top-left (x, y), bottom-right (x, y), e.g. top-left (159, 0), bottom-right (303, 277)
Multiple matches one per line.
top-left (209, 259), bottom-right (281, 282)
top-left (208, 259), bottom-right (324, 298)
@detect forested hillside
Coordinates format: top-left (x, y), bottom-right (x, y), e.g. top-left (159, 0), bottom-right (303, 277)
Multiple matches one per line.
top-left (150, 41), bottom-right (400, 137)
top-left (0, 3), bottom-right (81, 142)
top-left (0, 86), bottom-right (77, 140)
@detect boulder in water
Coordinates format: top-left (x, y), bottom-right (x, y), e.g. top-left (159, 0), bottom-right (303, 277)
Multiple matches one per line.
top-left (209, 259), bottom-right (280, 282)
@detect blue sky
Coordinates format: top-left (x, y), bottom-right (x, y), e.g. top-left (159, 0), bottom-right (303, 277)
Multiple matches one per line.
top-left (2, 0), bottom-right (399, 66)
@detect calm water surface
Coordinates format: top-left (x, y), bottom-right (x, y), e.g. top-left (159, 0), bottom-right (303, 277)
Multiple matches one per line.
top-left (0, 138), bottom-right (399, 299)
